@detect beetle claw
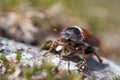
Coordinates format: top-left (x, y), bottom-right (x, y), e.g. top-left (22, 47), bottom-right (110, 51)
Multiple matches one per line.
top-left (43, 51), bottom-right (49, 56)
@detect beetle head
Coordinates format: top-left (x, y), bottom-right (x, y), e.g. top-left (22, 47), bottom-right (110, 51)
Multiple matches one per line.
top-left (60, 26), bottom-right (84, 42)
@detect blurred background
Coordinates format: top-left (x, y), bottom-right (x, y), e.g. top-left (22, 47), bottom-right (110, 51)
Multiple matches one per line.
top-left (0, 0), bottom-right (120, 64)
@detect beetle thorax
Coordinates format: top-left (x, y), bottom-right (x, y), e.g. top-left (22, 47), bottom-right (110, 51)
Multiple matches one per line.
top-left (60, 26), bottom-right (84, 43)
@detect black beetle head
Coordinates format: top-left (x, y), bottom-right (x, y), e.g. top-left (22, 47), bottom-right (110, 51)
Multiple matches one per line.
top-left (60, 26), bottom-right (84, 42)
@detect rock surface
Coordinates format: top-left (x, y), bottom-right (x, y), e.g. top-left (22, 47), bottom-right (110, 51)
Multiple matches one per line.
top-left (0, 37), bottom-right (120, 80)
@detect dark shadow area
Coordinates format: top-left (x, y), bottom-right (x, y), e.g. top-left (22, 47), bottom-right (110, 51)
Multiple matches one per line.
top-left (62, 54), bottom-right (108, 72)
top-left (86, 57), bottom-right (108, 71)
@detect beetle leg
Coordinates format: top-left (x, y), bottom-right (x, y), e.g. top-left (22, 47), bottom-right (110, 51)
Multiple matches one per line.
top-left (81, 48), bottom-right (87, 63)
top-left (64, 47), bottom-right (77, 56)
top-left (58, 46), bottom-right (65, 66)
top-left (81, 48), bottom-right (90, 73)
top-left (60, 47), bottom-right (71, 73)
top-left (64, 52), bottom-right (72, 56)
top-left (76, 60), bottom-right (86, 71)
top-left (44, 41), bottom-right (57, 56)
top-left (58, 47), bottom-right (65, 65)
top-left (52, 46), bottom-right (65, 73)
top-left (68, 60), bottom-right (71, 73)
top-left (60, 46), bottom-right (65, 58)
top-left (93, 52), bottom-right (102, 63)
top-left (55, 47), bottom-right (65, 71)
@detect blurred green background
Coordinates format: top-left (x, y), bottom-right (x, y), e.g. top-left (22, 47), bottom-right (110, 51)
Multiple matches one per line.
top-left (0, 0), bottom-right (120, 63)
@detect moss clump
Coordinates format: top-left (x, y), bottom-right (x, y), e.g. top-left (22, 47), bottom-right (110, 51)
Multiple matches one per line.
top-left (16, 53), bottom-right (22, 63)
top-left (113, 76), bottom-right (120, 80)
top-left (0, 54), bottom-right (84, 80)
top-left (0, 54), bottom-right (8, 64)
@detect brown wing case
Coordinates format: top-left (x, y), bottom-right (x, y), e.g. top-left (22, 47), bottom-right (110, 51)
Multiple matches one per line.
top-left (82, 28), bottom-right (100, 47)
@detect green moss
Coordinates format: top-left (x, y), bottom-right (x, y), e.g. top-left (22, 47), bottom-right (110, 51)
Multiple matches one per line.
top-left (0, 0), bottom-right (21, 11)
top-left (1, 74), bottom-right (9, 80)
top-left (68, 73), bottom-right (83, 80)
top-left (24, 67), bottom-right (33, 80)
top-left (113, 76), bottom-right (120, 80)
top-left (10, 67), bottom-right (15, 73)
top-left (0, 54), bottom-right (8, 64)
top-left (32, 65), bottom-right (42, 74)
top-left (41, 60), bottom-right (54, 73)
top-left (16, 53), bottom-right (22, 63)
top-left (59, 71), bottom-right (69, 80)
top-left (41, 40), bottom-right (52, 50)
top-left (26, 0), bottom-right (58, 9)
top-left (0, 54), bottom-right (83, 80)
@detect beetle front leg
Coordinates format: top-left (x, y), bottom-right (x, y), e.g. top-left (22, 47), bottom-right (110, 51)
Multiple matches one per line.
top-left (54, 47), bottom-right (65, 72)
top-left (57, 47), bottom-right (71, 73)
top-left (44, 41), bottom-right (57, 56)
top-left (58, 46), bottom-right (65, 65)
top-left (60, 46), bottom-right (65, 58)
